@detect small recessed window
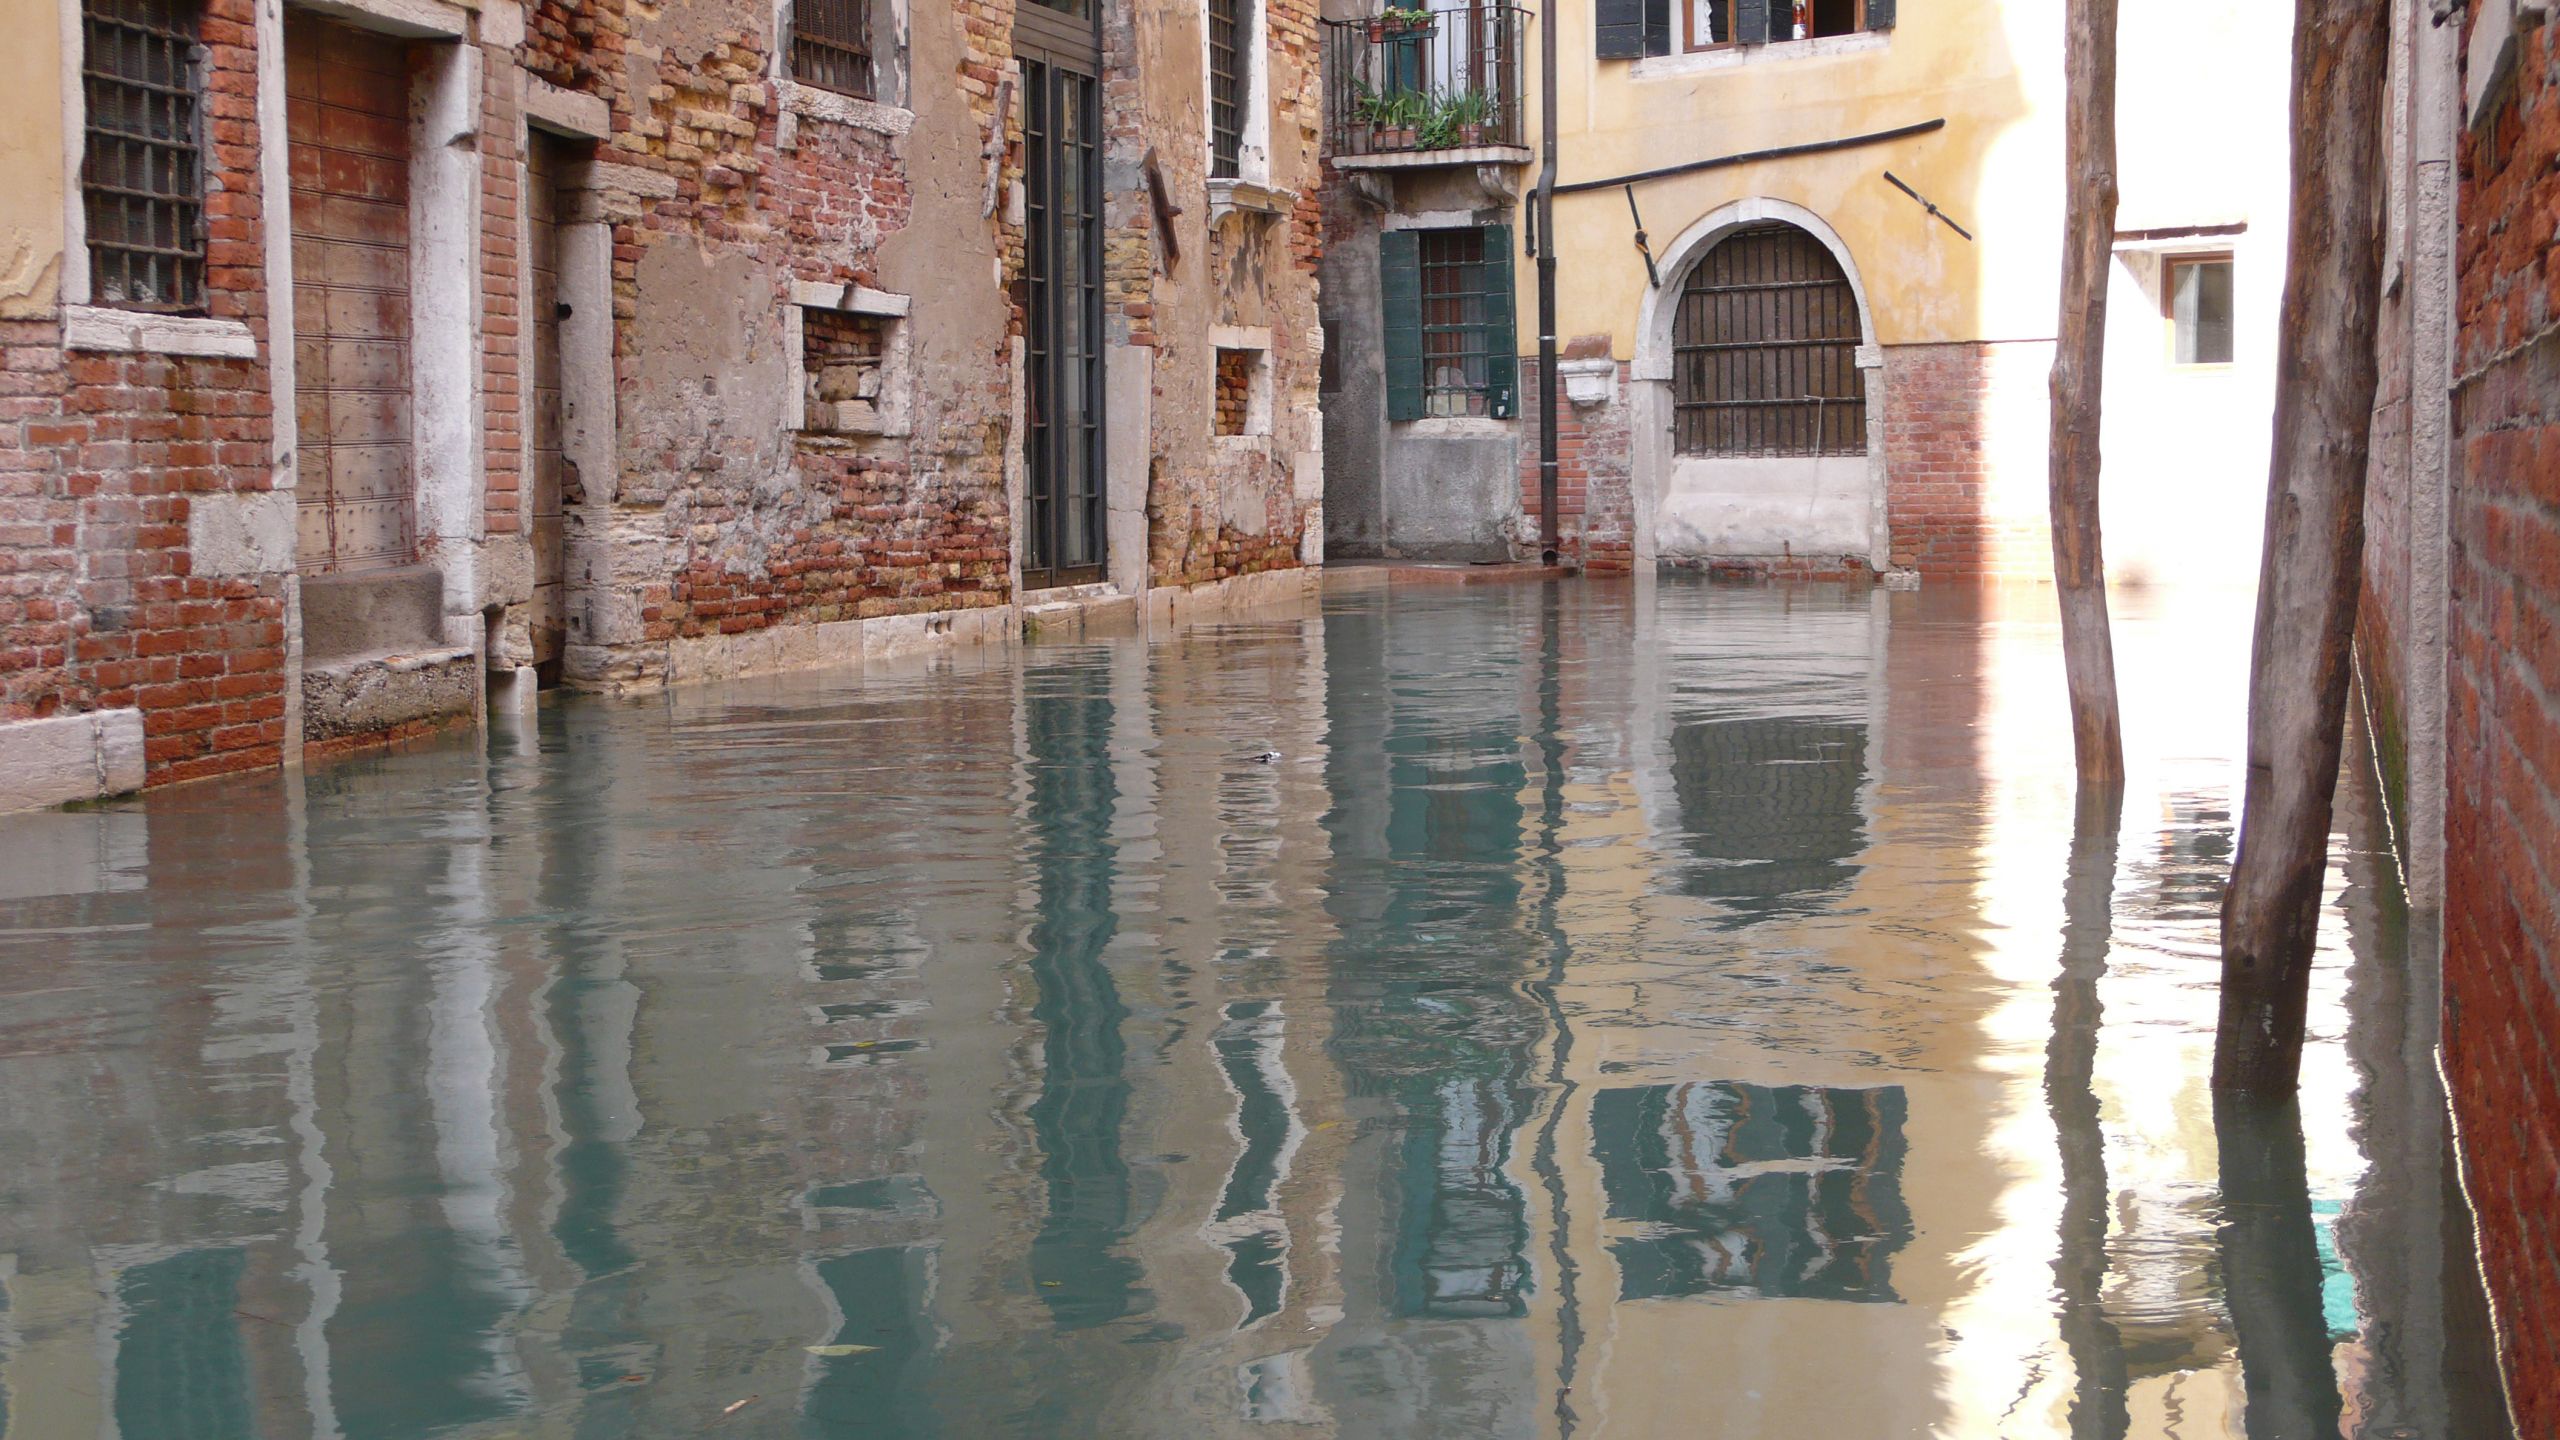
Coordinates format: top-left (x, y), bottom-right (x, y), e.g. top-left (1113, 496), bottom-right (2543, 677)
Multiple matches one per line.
top-left (82, 0), bottom-right (208, 313)
top-left (790, 0), bottom-right (875, 98)
top-left (2169, 255), bottom-right (2234, 366)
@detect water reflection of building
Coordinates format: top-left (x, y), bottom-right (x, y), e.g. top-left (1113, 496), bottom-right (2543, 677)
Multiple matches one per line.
top-left (1590, 1082), bottom-right (1911, 1305)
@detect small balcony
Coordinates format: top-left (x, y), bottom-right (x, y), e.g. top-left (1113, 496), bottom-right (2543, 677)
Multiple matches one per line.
top-left (1323, 5), bottom-right (1531, 167)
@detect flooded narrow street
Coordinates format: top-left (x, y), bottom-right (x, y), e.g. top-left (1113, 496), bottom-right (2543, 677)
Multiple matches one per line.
top-left (0, 578), bottom-right (2506, 1438)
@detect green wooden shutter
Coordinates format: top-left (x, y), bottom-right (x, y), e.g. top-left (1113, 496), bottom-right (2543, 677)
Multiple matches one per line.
top-left (1595, 0), bottom-right (1646, 58)
top-left (1734, 0), bottom-right (1769, 44)
top-left (1642, 0), bottom-right (1671, 55)
top-left (1865, 0), bottom-right (1894, 27)
top-left (1380, 229), bottom-right (1425, 422)
top-left (1480, 224), bottom-right (1517, 418)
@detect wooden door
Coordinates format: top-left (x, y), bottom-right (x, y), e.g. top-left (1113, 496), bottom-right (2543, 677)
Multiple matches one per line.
top-left (287, 13), bottom-right (414, 575)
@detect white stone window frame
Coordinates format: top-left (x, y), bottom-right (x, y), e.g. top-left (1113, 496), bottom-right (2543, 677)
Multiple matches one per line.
top-left (56, 0), bottom-right (257, 357)
top-left (1632, 24), bottom-right (1885, 80)
top-left (1210, 324), bottom-right (1275, 445)
top-left (1202, 0), bottom-right (1271, 186)
top-left (787, 280), bottom-right (913, 439)
top-left (771, 0), bottom-right (915, 147)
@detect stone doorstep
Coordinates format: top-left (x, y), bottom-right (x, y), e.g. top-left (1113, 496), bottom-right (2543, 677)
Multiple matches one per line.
top-left (0, 709), bottom-right (147, 814)
top-left (299, 646), bottom-right (480, 743)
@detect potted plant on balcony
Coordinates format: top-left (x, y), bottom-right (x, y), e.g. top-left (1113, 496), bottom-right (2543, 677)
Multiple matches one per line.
top-left (1373, 89), bottom-right (1428, 149)
top-left (1443, 87), bottom-right (1495, 146)
top-left (1365, 5), bottom-right (1436, 42)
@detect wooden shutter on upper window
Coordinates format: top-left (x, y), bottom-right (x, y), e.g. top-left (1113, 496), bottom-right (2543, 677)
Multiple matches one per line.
top-left (1480, 225), bottom-right (1518, 417)
top-left (1380, 229), bottom-right (1425, 422)
top-left (1595, 0), bottom-right (1646, 59)
top-left (1865, 0), bottom-right (1894, 28)
top-left (1733, 0), bottom-right (1769, 44)
top-left (1642, 0), bottom-right (1670, 54)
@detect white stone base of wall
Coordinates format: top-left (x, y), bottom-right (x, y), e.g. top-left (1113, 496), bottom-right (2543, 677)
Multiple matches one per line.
top-left (567, 568), bottom-right (1329, 696)
top-left (1142, 568), bottom-right (1321, 631)
top-left (0, 709), bottom-right (147, 814)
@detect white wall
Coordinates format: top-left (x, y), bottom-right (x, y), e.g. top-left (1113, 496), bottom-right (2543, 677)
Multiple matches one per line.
top-left (2097, 2), bottom-right (2294, 590)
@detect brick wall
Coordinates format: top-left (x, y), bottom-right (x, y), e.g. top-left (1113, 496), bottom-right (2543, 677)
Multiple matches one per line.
top-left (1882, 340), bottom-right (2051, 582)
top-left (0, 0), bottom-right (289, 788)
top-left (2444, 5), bottom-right (2560, 1424)
top-left (1513, 358), bottom-right (1633, 573)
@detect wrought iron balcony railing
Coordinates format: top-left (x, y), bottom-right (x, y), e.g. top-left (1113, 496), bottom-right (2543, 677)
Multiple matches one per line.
top-left (1323, 4), bottom-right (1529, 161)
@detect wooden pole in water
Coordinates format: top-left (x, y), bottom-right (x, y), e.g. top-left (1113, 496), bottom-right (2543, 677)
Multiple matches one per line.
top-left (2215, 0), bottom-right (2391, 1094)
top-left (2048, 0), bottom-right (2125, 800)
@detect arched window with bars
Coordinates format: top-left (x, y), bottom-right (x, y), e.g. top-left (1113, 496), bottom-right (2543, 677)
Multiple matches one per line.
top-left (1671, 222), bottom-right (1867, 457)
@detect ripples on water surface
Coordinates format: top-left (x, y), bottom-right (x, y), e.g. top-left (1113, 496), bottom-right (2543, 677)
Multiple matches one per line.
top-left (0, 579), bottom-right (2508, 1438)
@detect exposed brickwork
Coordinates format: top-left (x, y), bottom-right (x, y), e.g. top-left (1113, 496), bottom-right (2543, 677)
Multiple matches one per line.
top-left (0, 0), bottom-right (287, 788)
top-left (1881, 341), bottom-right (2048, 581)
top-left (1513, 358), bottom-right (1633, 573)
top-left (2442, 7), bottom-right (2560, 1423)
top-left (1214, 347), bottom-right (1251, 436)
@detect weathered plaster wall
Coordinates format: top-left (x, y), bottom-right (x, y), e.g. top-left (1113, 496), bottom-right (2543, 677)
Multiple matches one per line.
top-left (0, 0), bottom-right (66, 320)
top-left (1319, 166), bottom-right (1521, 562)
top-left (1124, 0), bottom-right (1328, 588)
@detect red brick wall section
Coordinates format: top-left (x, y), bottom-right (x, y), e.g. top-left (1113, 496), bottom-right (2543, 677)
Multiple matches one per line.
top-left (481, 36), bottom-right (524, 546)
top-left (2446, 6), bottom-right (2560, 1426)
top-left (0, 0), bottom-right (287, 787)
top-left (1513, 358), bottom-right (1633, 573)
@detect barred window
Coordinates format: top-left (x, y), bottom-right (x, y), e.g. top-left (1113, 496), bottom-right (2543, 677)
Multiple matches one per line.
top-left (1207, 0), bottom-right (1245, 178)
top-left (1378, 225), bottom-right (1516, 421)
top-left (790, 0), bottom-right (875, 99)
top-left (1672, 222), bottom-right (1866, 456)
top-left (82, 0), bottom-right (207, 314)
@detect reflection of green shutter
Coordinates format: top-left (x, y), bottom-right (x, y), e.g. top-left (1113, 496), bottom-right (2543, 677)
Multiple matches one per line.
top-left (1481, 224), bottom-right (1517, 418)
top-left (1865, 0), bottom-right (1895, 28)
top-left (1381, 229), bottom-right (1424, 422)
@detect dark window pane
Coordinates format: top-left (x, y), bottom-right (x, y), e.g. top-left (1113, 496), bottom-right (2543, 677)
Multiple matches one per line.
top-left (791, 0), bottom-right (875, 98)
top-left (2173, 257), bottom-right (2235, 366)
top-left (82, 0), bottom-right (206, 313)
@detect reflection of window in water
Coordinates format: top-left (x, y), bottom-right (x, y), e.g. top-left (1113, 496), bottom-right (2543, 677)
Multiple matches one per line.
top-left (1205, 1000), bottom-right (1304, 1329)
top-left (1669, 717), bottom-right (1868, 925)
top-left (112, 1248), bottom-right (256, 1440)
top-left (805, 1245), bottom-right (938, 1434)
top-left (1392, 1073), bottom-right (1533, 1318)
top-left (1590, 1082), bottom-right (1912, 1302)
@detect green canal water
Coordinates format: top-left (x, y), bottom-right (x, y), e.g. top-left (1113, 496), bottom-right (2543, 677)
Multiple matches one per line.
top-left (0, 579), bottom-right (2509, 1437)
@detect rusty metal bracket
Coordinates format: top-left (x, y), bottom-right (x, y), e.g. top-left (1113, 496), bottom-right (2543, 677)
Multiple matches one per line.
top-left (1625, 184), bottom-right (1659, 289)
top-left (1883, 170), bottom-right (1974, 241)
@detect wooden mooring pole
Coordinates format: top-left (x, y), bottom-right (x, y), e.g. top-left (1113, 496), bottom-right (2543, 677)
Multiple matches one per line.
top-left (2215, 0), bottom-right (2391, 1094)
top-left (2049, 0), bottom-right (2126, 801)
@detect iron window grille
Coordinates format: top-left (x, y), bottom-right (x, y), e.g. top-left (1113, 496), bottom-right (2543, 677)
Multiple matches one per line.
top-left (82, 0), bottom-right (207, 314)
top-left (1420, 229), bottom-right (1497, 417)
top-left (1672, 222), bottom-right (1866, 456)
top-left (790, 0), bottom-right (876, 99)
top-left (1208, 0), bottom-right (1245, 177)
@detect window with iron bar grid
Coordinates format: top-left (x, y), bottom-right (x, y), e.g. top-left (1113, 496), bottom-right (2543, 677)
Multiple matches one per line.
top-left (791, 0), bottom-right (876, 99)
top-left (1671, 222), bottom-right (1866, 456)
top-left (1208, 0), bottom-right (1244, 177)
top-left (82, 0), bottom-right (207, 314)
top-left (1420, 229), bottom-right (1495, 417)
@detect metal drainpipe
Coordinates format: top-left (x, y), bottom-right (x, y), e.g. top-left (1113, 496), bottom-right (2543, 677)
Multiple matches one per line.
top-left (1535, 0), bottom-right (1560, 566)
